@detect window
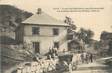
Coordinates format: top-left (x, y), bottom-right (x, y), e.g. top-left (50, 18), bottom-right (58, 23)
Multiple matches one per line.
top-left (33, 42), bottom-right (40, 53)
top-left (32, 27), bottom-right (40, 35)
top-left (67, 34), bottom-right (73, 40)
top-left (53, 28), bottom-right (59, 35)
top-left (54, 42), bottom-right (59, 49)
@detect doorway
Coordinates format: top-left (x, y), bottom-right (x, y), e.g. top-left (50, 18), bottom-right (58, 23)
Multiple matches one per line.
top-left (33, 42), bottom-right (40, 53)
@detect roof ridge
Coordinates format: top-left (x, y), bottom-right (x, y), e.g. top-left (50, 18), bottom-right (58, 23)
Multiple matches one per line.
top-left (22, 11), bottom-right (69, 26)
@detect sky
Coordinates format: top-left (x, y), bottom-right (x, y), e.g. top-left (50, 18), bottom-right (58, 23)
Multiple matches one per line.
top-left (0, 0), bottom-right (112, 40)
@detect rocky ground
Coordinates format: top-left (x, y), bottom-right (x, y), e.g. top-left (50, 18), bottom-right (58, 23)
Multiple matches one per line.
top-left (2, 57), bottom-right (112, 73)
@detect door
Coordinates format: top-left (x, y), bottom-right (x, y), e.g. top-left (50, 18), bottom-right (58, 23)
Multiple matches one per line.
top-left (33, 42), bottom-right (40, 53)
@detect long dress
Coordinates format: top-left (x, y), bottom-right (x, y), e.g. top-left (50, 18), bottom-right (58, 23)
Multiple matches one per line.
top-left (69, 63), bottom-right (72, 73)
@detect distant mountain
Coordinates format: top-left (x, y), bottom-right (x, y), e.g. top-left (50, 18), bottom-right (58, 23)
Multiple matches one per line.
top-left (0, 5), bottom-right (33, 32)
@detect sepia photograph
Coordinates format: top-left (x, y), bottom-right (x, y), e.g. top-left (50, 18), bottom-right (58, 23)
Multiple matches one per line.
top-left (0, 0), bottom-right (112, 73)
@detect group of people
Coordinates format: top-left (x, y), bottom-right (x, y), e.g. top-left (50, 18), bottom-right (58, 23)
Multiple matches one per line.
top-left (67, 52), bottom-right (94, 73)
top-left (48, 47), bottom-right (58, 59)
top-left (17, 56), bottom-right (59, 73)
top-left (17, 51), bottom-right (94, 73)
top-left (72, 52), bottom-right (94, 65)
top-left (81, 52), bottom-right (93, 64)
top-left (17, 47), bottom-right (60, 73)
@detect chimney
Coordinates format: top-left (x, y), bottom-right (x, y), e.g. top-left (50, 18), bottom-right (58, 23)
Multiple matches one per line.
top-left (37, 8), bottom-right (42, 14)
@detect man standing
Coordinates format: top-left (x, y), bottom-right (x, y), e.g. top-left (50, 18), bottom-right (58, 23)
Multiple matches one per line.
top-left (89, 53), bottom-right (93, 63)
top-left (81, 53), bottom-right (84, 63)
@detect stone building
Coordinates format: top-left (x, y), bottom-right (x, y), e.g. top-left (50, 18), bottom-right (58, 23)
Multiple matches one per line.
top-left (15, 9), bottom-right (69, 55)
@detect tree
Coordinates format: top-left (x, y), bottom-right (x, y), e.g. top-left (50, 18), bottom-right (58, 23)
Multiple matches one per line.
top-left (64, 16), bottom-right (77, 31)
top-left (94, 41), bottom-right (101, 50)
top-left (77, 28), bottom-right (94, 44)
top-left (108, 40), bottom-right (112, 56)
top-left (64, 16), bottom-right (77, 40)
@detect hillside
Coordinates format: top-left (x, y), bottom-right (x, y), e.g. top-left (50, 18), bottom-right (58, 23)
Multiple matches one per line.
top-left (0, 5), bottom-right (32, 26)
top-left (0, 5), bottom-right (33, 73)
top-left (0, 5), bottom-right (33, 40)
top-left (0, 5), bottom-right (33, 44)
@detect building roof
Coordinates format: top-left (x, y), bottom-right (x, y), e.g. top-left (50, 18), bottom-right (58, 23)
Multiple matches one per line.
top-left (22, 11), bottom-right (69, 27)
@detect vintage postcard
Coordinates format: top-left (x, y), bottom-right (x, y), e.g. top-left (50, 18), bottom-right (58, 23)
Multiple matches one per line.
top-left (0, 0), bottom-right (112, 73)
